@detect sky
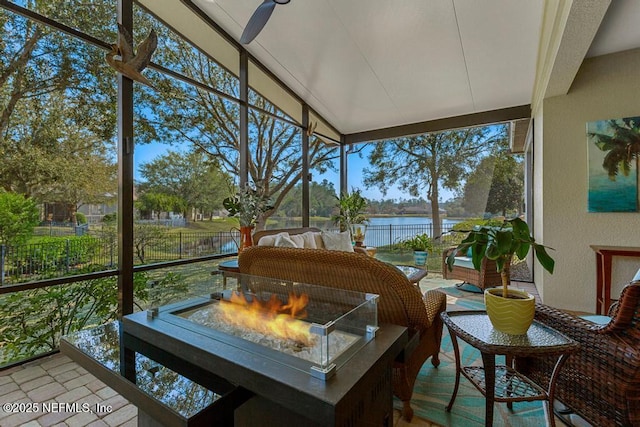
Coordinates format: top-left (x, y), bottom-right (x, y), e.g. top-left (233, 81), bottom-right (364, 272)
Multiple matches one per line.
top-left (133, 140), bottom-right (453, 203)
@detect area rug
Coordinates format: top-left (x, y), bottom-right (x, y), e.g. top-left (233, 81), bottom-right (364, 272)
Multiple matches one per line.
top-left (396, 286), bottom-right (550, 427)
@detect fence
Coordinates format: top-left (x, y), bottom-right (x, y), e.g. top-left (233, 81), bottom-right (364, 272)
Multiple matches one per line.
top-left (1, 224), bottom-right (460, 285)
top-left (0, 231), bottom-right (238, 285)
top-left (361, 222), bottom-right (457, 248)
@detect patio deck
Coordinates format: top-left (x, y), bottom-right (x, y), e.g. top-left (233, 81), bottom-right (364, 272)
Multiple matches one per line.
top-left (0, 278), bottom-right (540, 427)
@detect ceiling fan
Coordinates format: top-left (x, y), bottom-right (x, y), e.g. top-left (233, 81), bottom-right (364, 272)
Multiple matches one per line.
top-left (240, 0), bottom-right (291, 44)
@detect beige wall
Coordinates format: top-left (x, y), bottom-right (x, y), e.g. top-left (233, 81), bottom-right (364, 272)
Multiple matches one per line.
top-left (534, 48), bottom-right (640, 312)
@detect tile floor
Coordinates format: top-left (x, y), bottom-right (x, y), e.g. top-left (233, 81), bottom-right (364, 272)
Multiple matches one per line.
top-left (0, 277), bottom-right (540, 427)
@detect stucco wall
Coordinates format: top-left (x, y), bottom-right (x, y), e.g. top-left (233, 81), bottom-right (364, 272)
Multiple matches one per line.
top-left (535, 48), bottom-right (640, 312)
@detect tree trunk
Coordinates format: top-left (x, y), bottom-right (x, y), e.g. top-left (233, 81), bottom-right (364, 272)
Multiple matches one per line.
top-left (430, 184), bottom-right (442, 240)
top-left (500, 262), bottom-right (511, 298)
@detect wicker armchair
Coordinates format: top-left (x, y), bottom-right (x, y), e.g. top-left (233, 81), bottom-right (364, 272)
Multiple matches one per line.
top-left (238, 246), bottom-right (447, 421)
top-left (516, 280), bottom-right (640, 426)
top-left (441, 247), bottom-right (503, 291)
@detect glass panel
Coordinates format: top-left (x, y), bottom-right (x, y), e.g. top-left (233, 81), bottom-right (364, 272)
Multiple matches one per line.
top-left (148, 273), bottom-right (378, 376)
top-left (248, 107), bottom-right (302, 229)
top-left (8, 0), bottom-right (117, 41)
top-left (133, 69), bottom-right (239, 262)
top-left (0, 277), bottom-right (118, 366)
top-left (350, 124), bottom-right (523, 271)
top-left (0, 8), bottom-right (118, 284)
top-left (309, 139), bottom-right (340, 230)
top-left (134, 5), bottom-right (239, 97)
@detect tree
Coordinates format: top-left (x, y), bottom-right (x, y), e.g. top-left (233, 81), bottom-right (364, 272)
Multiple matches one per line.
top-left (138, 150), bottom-right (232, 220)
top-left (463, 152), bottom-right (523, 217)
top-left (0, 3), bottom-right (118, 212)
top-left (363, 125), bottom-right (507, 239)
top-left (0, 191), bottom-right (39, 246)
top-left (136, 192), bottom-right (185, 220)
top-left (133, 13), bottom-right (340, 229)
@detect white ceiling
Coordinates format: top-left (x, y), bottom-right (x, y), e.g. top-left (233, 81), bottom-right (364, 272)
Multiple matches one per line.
top-left (185, 0), bottom-right (640, 136)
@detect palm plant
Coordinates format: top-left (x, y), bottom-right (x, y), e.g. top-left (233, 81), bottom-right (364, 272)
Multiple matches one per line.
top-left (331, 189), bottom-right (369, 232)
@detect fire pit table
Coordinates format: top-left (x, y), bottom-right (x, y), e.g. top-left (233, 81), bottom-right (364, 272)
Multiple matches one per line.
top-left (64, 274), bottom-right (407, 426)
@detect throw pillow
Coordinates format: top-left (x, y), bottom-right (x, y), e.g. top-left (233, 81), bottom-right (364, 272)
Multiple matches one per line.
top-left (321, 231), bottom-right (354, 252)
top-left (311, 232), bottom-right (324, 249)
top-left (275, 233), bottom-right (299, 248)
top-left (257, 232), bottom-right (288, 246)
top-left (299, 231), bottom-right (318, 249)
top-left (289, 233), bottom-right (305, 248)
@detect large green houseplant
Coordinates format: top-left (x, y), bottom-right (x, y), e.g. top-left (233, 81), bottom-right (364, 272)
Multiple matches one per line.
top-left (446, 217), bottom-right (555, 334)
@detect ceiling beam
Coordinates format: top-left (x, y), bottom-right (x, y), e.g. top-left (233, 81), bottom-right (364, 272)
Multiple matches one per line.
top-left (344, 105), bottom-right (531, 145)
top-left (531, 0), bottom-right (611, 114)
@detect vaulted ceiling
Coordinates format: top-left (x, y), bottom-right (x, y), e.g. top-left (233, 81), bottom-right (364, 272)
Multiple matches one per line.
top-left (144, 0), bottom-right (640, 140)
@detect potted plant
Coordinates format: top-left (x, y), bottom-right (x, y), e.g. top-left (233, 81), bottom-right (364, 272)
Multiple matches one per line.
top-left (331, 189), bottom-right (369, 245)
top-left (446, 217), bottom-right (554, 334)
top-left (222, 183), bottom-right (273, 251)
top-left (400, 233), bottom-right (433, 266)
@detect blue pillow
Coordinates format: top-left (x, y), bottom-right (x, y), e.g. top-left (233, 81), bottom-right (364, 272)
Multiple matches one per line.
top-left (466, 247), bottom-right (473, 257)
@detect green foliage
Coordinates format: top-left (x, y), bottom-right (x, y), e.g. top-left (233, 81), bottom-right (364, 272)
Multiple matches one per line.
top-left (138, 150), bottom-right (232, 220)
top-left (223, 183), bottom-right (273, 227)
top-left (446, 218), bottom-right (555, 296)
top-left (75, 212), bottom-right (87, 224)
top-left (363, 125), bottom-right (508, 238)
top-left (400, 233), bottom-right (433, 252)
top-left (9, 236), bottom-right (102, 279)
top-left (331, 188), bottom-right (369, 231)
top-left (0, 267), bottom-right (149, 364)
top-left (463, 152), bottom-right (524, 217)
top-left (0, 191), bottom-right (40, 246)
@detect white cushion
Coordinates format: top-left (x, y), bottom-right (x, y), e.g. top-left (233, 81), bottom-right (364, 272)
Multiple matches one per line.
top-left (257, 232), bottom-right (288, 246)
top-left (321, 231), bottom-right (354, 252)
top-left (298, 231), bottom-right (318, 249)
top-left (289, 233), bottom-right (305, 248)
top-left (312, 232), bottom-right (325, 249)
top-left (275, 233), bottom-right (299, 248)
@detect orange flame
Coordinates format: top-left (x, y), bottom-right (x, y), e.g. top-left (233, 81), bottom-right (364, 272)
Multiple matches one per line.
top-left (218, 291), bottom-right (315, 347)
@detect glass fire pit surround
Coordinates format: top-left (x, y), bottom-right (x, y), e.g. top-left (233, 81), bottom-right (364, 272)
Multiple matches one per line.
top-left (142, 273), bottom-right (379, 380)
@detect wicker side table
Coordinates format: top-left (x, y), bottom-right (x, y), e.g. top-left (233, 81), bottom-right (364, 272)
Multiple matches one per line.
top-left (441, 311), bottom-right (579, 427)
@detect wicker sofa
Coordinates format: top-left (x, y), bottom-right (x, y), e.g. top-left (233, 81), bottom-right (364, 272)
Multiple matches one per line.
top-left (441, 247), bottom-right (503, 291)
top-left (238, 245), bottom-right (447, 421)
top-left (516, 279), bottom-right (640, 426)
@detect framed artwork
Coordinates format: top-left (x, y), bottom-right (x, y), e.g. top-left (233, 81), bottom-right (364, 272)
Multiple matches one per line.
top-left (587, 116), bottom-right (640, 212)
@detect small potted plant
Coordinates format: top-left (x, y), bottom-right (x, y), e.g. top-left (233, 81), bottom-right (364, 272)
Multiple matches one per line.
top-left (446, 217), bottom-right (554, 334)
top-left (331, 188), bottom-right (369, 244)
top-left (223, 182), bottom-right (273, 251)
top-left (400, 233), bottom-right (433, 266)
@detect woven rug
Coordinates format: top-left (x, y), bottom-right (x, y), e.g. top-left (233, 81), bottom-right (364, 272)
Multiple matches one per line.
top-left (394, 285), bottom-right (550, 427)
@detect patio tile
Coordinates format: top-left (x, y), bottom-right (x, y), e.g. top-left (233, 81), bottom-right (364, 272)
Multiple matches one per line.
top-left (63, 374), bottom-right (96, 391)
top-left (66, 410), bottom-right (99, 427)
top-left (26, 382), bottom-right (67, 401)
top-left (47, 362), bottom-right (78, 377)
top-left (10, 366), bottom-right (47, 385)
top-left (102, 404), bottom-right (136, 427)
top-left (20, 375), bottom-right (54, 392)
top-left (54, 369), bottom-right (80, 384)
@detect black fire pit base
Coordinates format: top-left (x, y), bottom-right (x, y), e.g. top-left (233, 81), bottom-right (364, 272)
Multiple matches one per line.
top-left (122, 310), bottom-right (407, 427)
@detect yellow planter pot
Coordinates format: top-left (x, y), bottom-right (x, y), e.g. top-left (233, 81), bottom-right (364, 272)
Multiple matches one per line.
top-left (484, 288), bottom-right (535, 335)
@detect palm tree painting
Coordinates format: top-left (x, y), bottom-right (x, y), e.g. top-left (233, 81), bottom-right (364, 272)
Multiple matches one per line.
top-left (587, 116), bottom-right (640, 212)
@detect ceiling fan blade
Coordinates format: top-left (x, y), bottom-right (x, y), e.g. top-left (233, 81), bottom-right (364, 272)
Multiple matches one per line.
top-left (240, 0), bottom-right (277, 44)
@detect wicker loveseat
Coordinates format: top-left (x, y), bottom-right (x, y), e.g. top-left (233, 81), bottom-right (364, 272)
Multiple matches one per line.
top-left (516, 279), bottom-right (640, 426)
top-left (441, 247), bottom-right (503, 291)
top-left (238, 246), bottom-right (447, 421)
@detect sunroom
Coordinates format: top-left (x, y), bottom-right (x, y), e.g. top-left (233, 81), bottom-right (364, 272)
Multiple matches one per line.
top-left (1, 1), bottom-right (640, 426)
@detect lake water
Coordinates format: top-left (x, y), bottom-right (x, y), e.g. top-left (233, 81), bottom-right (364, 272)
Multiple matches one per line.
top-left (266, 216), bottom-right (461, 247)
